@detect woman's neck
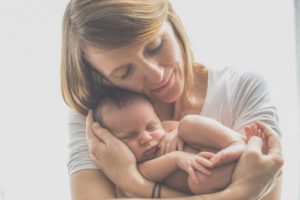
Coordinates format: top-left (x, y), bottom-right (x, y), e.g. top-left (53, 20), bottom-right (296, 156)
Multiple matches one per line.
top-left (152, 100), bottom-right (175, 121)
top-left (174, 68), bottom-right (208, 120)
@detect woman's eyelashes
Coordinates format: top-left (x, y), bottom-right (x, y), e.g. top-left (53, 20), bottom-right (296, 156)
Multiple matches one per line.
top-left (120, 65), bottom-right (132, 79)
top-left (147, 39), bottom-right (164, 55)
top-left (114, 65), bottom-right (133, 80)
top-left (115, 37), bottom-right (164, 80)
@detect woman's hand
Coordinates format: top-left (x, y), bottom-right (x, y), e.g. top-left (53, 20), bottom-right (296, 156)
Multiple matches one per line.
top-left (86, 110), bottom-right (143, 191)
top-left (229, 122), bottom-right (284, 199)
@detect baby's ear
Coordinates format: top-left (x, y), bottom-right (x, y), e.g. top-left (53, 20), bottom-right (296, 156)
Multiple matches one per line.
top-left (102, 78), bottom-right (114, 87)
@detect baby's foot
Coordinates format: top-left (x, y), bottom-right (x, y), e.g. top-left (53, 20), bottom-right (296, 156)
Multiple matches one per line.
top-left (210, 143), bottom-right (245, 167)
top-left (244, 122), bottom-right (268, 154)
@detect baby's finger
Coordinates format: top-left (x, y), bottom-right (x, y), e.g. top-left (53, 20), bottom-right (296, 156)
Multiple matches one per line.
top-left (196, 156), bottom-right (213, 168)
top-left (178, 141), bottom-right (184, 151)
top-left (198, 151), bottom-right (215, 159)
top-left (244, 126), bottom-right (252, 141)
top-left (193, 162), bottom-right (212, 176)
top-left (257, 128), bottom-right (262, 138)
top-left (159, 141), bottom-right (166, 155)
top-left (165, 142), bottom-right (171, 153)
top-left (187, 167), bottom-right (199, 184)
top-left (252, 124), bottom-right (258, 136)
top-left (170, 142), bottom-right (177, 152)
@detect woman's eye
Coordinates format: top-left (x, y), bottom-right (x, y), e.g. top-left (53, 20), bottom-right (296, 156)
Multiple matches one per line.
top-left (119, 65), bottom-right (132, 80)
top-left (148, 39), bottom-right (163, 55)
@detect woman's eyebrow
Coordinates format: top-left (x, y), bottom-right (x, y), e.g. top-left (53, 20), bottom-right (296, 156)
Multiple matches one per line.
top-left (146, 33), bottom-right (164, 47)
top-left (107, 32), bottom-right (165, 77)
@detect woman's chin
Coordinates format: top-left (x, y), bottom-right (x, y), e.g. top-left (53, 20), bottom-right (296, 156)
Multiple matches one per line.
top-left (153, 90), bottom-right (182, 103)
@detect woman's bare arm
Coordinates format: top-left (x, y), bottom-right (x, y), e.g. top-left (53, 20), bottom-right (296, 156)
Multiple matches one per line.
top-left (261, 178), bottom-right (282, 200)
top-left (70, 169), bottom-right (116, 200)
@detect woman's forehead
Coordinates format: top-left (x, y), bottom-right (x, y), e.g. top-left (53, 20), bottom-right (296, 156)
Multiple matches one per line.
top-left (84, 21), bottom-right (171, 55)
top-left (84, 22), bottom-right (173, 75)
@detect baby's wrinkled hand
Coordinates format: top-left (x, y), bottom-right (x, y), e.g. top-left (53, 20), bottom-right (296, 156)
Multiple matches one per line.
top-left (159, 129), bottom-right (184, 155)
top-left (175, 152), bottom-right (213, 184)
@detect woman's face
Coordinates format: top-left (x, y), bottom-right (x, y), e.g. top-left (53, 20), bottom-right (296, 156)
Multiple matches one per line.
top-left (84, 22), bottom-right (185, 103)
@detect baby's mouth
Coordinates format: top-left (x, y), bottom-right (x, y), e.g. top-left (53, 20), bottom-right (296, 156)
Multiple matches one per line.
top-left (144, 145), bottom-right (159, 156)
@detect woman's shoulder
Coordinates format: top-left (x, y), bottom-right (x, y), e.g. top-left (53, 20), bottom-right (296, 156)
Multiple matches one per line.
top-left (209, 65), bottom-right (263, 79)
top-left (68, 108), bottom-right (86, 124)
top-left (208, 66), bottom-right (267, 91)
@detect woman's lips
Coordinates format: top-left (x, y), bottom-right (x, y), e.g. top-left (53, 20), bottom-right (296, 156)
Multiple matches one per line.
top-left (150, 72), bottom-right (175, 95)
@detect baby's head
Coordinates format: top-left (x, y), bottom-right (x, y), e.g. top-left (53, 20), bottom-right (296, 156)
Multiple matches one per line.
top-left (94, 88), bottom-right (166, 162)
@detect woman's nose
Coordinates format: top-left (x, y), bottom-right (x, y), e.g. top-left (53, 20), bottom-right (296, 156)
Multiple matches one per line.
top-left (140, 59), bottom-right (164, 84)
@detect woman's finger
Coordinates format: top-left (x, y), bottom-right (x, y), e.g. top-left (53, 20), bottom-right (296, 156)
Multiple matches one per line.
top-left (92, 123), bottom-right (119, 145)
top-left (86, 110), bottom-right (97, 142)
top-left (256, 121), bottom-right (282, 157)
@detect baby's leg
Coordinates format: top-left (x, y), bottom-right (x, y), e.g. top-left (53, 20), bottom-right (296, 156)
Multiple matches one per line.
top-left (178, 115), bottom-right (245, 166)
top-left (188, 162), bottom-right (236, 194)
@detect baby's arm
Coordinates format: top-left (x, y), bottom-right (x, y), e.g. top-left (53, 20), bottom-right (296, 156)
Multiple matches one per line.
top-left (178, 115), bottom-right (245, 166)
top-left (138, 151), bottom-right (212, 184)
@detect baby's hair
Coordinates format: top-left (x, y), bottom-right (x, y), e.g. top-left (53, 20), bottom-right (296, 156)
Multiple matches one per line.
top-left (93, 88), bottom-right (151, 129)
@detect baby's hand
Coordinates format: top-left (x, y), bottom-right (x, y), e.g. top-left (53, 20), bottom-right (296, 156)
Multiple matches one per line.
top-left (175, 152), bottom-right (213, 184)
top-left (159, 129), bottom-right (184, 155)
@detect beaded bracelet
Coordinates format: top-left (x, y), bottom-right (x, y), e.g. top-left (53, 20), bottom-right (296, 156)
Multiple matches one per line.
top-left (151, 183), bottom-right (161, 198)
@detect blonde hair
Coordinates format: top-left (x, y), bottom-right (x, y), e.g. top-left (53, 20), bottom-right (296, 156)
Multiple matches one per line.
top-left (61, 0), bottom-right (205, 116)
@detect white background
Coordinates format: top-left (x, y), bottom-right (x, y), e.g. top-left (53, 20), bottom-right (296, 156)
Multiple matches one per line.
top-left (0, 0), bottom-right (299, 199)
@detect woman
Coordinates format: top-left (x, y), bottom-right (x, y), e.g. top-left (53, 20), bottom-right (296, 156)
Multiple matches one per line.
top-left (61, 0), bottom-right (283, 199)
